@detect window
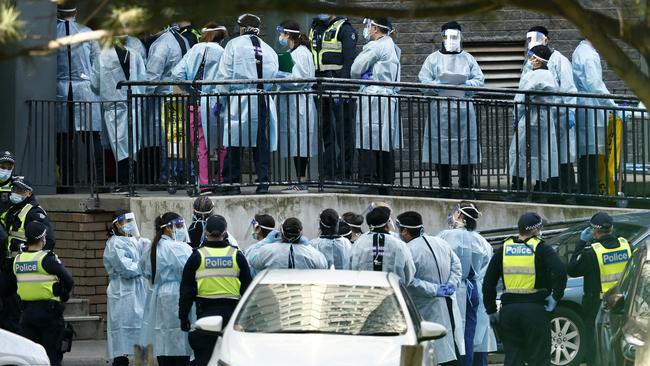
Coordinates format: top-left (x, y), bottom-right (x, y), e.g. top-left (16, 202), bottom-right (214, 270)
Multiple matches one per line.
top-left (632, 260), bottom-right (650, 320)
top-left (463, 41), bottom-right (526, 89)
top-left (234, 283), bottom-right (408, 336)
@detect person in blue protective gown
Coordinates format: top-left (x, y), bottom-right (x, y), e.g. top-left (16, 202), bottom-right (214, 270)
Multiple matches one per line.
top-left (309, 208), bottom-right (352, 269)
top-left (275, 20), bottom-right (318, 193)
top-left (398, 211), bottom-right (465, 366)
top-left (139, 212), bottom-right (193, 366)
top-left (349, 205), bottom-right (415, 285)
top-left (249, 218), bottom-right (327, 271)
top-left (103, 211), bottom-right (149, 366)
top-left (438, 201), bottom-right (494, 366)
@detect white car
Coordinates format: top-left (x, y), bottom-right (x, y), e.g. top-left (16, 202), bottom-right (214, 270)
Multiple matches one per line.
top-left (197, 269), bottom-right (447, 366)
top-left (0, 328), bottom-right (50, 365)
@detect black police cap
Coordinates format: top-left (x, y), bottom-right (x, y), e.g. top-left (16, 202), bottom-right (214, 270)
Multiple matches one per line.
top-left (205, 215), bottom-right (227, 235)
top-left (518, 212), bottom-right (543, 232)
top-left (13, 177), bottom-right (33, 192)
top-left (25, 221), bottom-right (47, 243)
top-left (0, 151), bottom-right (15, 165)
top-left (590, 212), bottom-right (613, 230)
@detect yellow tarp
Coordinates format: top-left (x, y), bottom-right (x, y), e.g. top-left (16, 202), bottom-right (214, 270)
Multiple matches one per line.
top-left (597, 114), bottom-right (623, 196)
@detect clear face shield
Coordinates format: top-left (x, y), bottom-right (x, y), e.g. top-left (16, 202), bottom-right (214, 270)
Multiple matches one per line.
top-left (442, 29), bottom-right (462, 52)
top-left (394, 219), bottom-right (424, 240)
top-left (114, 212), bottom-right (140, 238)
top-left (526, 31), bottom-right (547, 50)
top-left (167, 218), bottom-right (189, 243)
top-left (245, 218), bottom-right (276, 241)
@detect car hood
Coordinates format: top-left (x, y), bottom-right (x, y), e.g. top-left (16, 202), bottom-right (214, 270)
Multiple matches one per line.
top-left (0, 329), bottom-right (50, 365)
top-left (214, 331), bottom-right (411, 366)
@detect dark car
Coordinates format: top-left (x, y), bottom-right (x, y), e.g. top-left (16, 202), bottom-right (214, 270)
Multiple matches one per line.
top-left (594, 239), bottom-right (650, 365)
top-left (507, 212), bottom-right (650, 366)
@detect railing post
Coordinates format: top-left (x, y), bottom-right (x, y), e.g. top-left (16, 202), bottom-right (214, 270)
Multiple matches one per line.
top-left (190, 82), bottom-right (200, 196)
top-left (127, 85), bottom-right (137, 197)
top-left (524, 93), bottom-right (533, 201)
top-left (317, 79), bottom-right (325, 193)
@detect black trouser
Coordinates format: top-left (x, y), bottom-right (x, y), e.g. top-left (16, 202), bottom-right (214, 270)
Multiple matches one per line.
top-left (558, 163), bottom-right (576, 193)
top-left (136, 147), bottom-right (162, 185)
top-left (511, 177), bottom-right (551, 192)
top-left (293, 157), bottom-right (309, 178)
top-left (116, 158), bottom-right (133, 186)
top-left (439, 296), bottom-right (463, 366)
top-left (499, 302), bottom-right (551, 366)
top-left (112, 356), bottom-right (129, 366)
top-left (321, 97), bottom-right (356, 180)
top-left (437, 164), bottom-right (474, 189)
top-left (582, 295), bottom-right (600, 366)
top-left (157, 356), bottom-right (190, 366)
top-left (0, 293), bottom-right (22, 334)
top-left (57, 132), bottom-right (103, 187)
top-left (188, 299), bottom-right (238, 366)
top-left (578, 154), bottom-right (600, 195)
top-left (223, 99), bottom-right (270, 184)
top-left (359, 150), bottom-right (394, 186)
top-left (21, 301), bottom-right (65, 366)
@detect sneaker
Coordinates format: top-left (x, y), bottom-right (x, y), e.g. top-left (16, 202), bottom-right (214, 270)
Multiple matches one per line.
top-left (281, 185), bottom-right (308, 194)
top-left (255, 185), bottom-right (270, 194)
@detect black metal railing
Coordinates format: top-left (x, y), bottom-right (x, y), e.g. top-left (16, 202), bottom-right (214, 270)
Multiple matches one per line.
top-left (25, 78), bottom-right (649, 205)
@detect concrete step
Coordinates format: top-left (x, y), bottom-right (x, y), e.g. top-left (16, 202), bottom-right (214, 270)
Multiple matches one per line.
top-left (64, 298), bottom-right (90, 317)
top-left (65, 315), bottom-right (105, 340)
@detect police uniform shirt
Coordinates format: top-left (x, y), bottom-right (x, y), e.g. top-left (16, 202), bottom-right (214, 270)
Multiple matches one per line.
top-left (179, 240), bottom-right (252, 322)
top-left (6, 250), bottom-right (74, 302)
top-left (2, 195), bottom-right (55, 251)
top-left (309, 16), bottom-right (357, 78)
top-left (568, 234), bottom-right (627, 304)
top-left (483, 236), bottom-right (567, 314)
top-left (0, 176), bottom-right (15, 214)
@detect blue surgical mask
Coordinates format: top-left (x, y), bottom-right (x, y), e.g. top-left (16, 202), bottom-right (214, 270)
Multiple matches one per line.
top-left (123, 222), bottom-right (137, 236)
top-left (278, 35), bottom-right (288, 48)
top-left (251, 232), bottom-right (258, 241)
top-left (0, 168), bottom-right (12, 181)
top-left (9, 192), bottom-right (24, 204)
top-left (173, 229), bottom-right (187, 242)
top-left (317, 14), bottom-right (330, 21)
top-left (580, 227), bottom-right (593, 242)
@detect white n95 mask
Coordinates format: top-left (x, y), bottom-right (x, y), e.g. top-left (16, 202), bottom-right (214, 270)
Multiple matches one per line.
top-left (442, 29), bottom-right (461, 52)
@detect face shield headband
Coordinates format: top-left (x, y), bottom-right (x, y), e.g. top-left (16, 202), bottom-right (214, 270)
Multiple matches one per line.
top-left (276, 26), bottom-right (300, 34)
top-left (238, 13), bottom-right (260, 34)
top-left (279, 220), bottom-right (302, 243)
top-left (363, 18), bottom-right (394, 35)
top-left (526, 31), bottom-right (547, 50)
top-left (202, 26), bottom-right (227, 33)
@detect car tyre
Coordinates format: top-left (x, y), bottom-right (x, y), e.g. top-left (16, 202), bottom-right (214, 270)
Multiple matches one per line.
top-left (550, 306), bottom-right (586, 366)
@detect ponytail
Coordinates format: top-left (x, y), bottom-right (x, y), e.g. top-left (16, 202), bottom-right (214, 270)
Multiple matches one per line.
top-left (150, 212), bottom-right (181, 284)
top-left (297, 32), bottom-right (310, 48)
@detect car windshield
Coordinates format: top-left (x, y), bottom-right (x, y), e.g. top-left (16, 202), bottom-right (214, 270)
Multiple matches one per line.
top-left (234, 283), bottom-right (408, 336)
top-left (547, 223), bottom-right (648, 265)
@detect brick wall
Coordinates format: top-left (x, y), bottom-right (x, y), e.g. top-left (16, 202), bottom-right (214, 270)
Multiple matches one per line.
top-left (49, 211), bottom-right (113, 318)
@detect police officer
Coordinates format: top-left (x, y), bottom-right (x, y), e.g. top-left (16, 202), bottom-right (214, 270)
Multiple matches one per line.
top-left (309, 13), bottom-right (357, 180)
top-left (0, 222), bottom-right (22, 333)
top-left (483, 212), bottom-right (567, 366)
top-left (179, 215), bottom-right (252, 366)
top-left (1, 178), bottom-right (55, 255)
top-left (0, 151), bottom-right (17, 214)
top-left (568, 212), bottom-right (630, 365)
top-left (6, 221), bottom-right (74, 366)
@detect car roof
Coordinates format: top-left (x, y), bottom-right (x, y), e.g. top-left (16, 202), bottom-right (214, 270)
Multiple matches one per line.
top-left (256, 269), bottom-right (397, 287)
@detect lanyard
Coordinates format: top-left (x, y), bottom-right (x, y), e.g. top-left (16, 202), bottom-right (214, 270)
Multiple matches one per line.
top-left (422, 237), bottom-right (443, 282)
top-left (373, 233), bottom-right (385, 271)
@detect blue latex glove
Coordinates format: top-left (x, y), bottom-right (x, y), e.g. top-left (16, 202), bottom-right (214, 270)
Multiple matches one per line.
top-left (361, 70), bottom-right (373, 80)
top-left (568, 109), bottom-right (576, 128)
top-left (545, 295), bottom-right (557, 312)
top-left (263, 230), bottom-right (281, 243)
top-left (436, 284), bottom-right (449, 297)
top-left (211, 102), bottom-right (220, 117)
top-left (443, 283), bottom-right (456, 296)
top-left (580, 227), bottom-right (593, 242)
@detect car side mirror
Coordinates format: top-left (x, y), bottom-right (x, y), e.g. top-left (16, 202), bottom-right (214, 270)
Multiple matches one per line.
top-left (195, 316), bottom-right (224, 335)
top-left (418, 321), bottom-right (447, 342)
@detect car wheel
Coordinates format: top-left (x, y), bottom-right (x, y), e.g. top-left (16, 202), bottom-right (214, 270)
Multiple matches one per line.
top-left (550, 306), bottom-right (585, 366)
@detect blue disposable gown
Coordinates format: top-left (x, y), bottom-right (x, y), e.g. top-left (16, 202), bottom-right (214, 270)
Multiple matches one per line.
top-left (437, 229), bottom-right (495, 352)
top-left (103, 235), bottom-right (149, 359)
top-left (172, 42), bottom-right (225, 137)
top-left (56, 19), bottom-right (101, 132)
top-left (309, 236), bottom-right (352, 269)
top-left (249, 242), bottom-right (328, 271)
top-left (215, 34), bottom-right (279, 150)
top-left (508, 68), bottom-right (560, 181)
top-left (406, 235), bottom-right (464, 364)
top-left (91, 47), bottom-right (147, 161)
top-left (145, 27), bottom-right (189, 95)
top-left (419, 51), bottom-right (485, 165)
top-left (349, 232), bottom-right (415, 285)
top-left (523, 50), bottom-right (578, 164)
top-left (351, 35), bottom-right (401, 152)
top-left (572, 40), bottom-right (618, 156)
top-left (126, 36), bottom-right (147, 64)
top-left (139, 235), bottom-right (193, 357)
top-left (277, 45), bottom-right (318, 158)
top-left (471, 235), bottom-right (497, 353)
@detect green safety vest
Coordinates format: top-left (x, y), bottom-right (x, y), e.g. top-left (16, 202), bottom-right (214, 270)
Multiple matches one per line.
top-left (13, 250), bottom-right (60, 302)
top-left (195, 246), bottom-right (241, 300)
top-left (309, 19), bottom-right (346, 72)
top-left (591, 237), bottom-right (631, 294)
top-left (1, 203), bottom-right (35, 254)
top-left (502, 237), bottom-right (541, 294)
